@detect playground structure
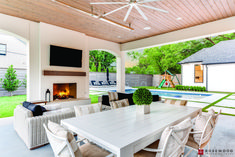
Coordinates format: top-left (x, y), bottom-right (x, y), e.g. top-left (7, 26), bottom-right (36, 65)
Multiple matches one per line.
top-left (158, 70), bottom-right (180, 88)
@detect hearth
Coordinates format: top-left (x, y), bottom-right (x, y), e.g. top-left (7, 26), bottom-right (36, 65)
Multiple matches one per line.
top-left (53, 83), bottom-right (77, 100)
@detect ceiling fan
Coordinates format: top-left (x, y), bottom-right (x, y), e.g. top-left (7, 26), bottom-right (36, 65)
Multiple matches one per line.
top-left (90, 0), bottom-right (169, 22)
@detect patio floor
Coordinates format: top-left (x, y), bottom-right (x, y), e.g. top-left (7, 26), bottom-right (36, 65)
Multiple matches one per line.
top-left (0, 114), bottom-right (234, 157)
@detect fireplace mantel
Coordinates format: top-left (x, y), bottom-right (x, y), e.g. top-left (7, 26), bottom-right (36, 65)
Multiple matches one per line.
top-left (43, 70), bottom-right (86, 76)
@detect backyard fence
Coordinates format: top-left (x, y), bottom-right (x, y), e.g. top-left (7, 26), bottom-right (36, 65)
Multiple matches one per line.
top-left (89, 72), bottom-right (153, 87)
top-left (0, 68), bottom-right (27, 97)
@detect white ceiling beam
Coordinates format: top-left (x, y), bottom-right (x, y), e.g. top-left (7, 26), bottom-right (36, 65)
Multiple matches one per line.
top-left (121, 16), bottom-right (235, 52)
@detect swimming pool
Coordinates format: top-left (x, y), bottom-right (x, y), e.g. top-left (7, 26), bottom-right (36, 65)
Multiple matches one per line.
top-left (110, 89), bottom-right (212, 100)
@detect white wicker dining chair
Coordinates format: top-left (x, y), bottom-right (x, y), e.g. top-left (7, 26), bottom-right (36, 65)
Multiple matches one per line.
top-left (184, 110), bottom-right (221, 157)
top-left (134, 117), bottom-right (193, 157)
top-left (43, 123), bottom-right (114, 157)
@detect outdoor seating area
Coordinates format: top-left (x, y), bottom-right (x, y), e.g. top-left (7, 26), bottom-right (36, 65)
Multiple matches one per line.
top-left (0, 0), bottom-right (235, 157)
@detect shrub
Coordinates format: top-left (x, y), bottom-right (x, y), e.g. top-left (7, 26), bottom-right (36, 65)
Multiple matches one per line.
top-left (133, 88), bottom-right (153, 105)
top-left (202, 87), bottom-right (206, 91)
top-left (175, 85), bottom-right (206, 92)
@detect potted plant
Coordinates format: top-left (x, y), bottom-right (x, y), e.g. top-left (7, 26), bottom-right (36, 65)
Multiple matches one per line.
top-left (133, 88), bottom-right (153, 114)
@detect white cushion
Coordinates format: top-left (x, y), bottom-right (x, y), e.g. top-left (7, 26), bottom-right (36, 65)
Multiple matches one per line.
top-left (44, 104), bottom-right (61, 111)
top-left (74, 103), bottom-right (102, 117)
top-left (108, 92), bottom-right (118, 101)
top-left (110, 99), bottom-right (129, 109)
top-left (157, 118), bottom-right (192, 157)
top-left (43, 108), bottom-right (72, 116)
top-left (47, 121), bottom-right (81, 157)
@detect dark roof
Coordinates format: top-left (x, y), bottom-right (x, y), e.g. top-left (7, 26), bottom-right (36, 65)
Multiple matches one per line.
top-left (178, 40), bottom-right (235, 65)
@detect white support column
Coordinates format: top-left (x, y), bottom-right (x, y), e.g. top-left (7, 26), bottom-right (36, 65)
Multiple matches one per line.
top-left (27, 23), bottom-right (41, 101)
top-left (116, 52), bottom-right (125, 92)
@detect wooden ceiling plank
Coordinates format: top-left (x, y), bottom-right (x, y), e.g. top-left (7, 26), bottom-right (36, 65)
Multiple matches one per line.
top-left (159, 0), bottom-right (194, 27)
top-left (208, 0), bottom-right (224, 19)
top-left (199, 0), bottom-right (218, 20)
top-left (220, 0), bottom-right (233, 16)
top-left (225, 0), bottom-right (235, 15)
top-left (191, 0), bottom-right (214, 22)
top-left (181, 0), bottom-right (206, 23)
top-left (171, 0), bottom-right (201, 24)
top-left (0, 0), bottom-right (234, 43)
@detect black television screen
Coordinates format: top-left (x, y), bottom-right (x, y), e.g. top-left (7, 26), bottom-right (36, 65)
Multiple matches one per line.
top-left (50, 45), bottom-right (82, 68)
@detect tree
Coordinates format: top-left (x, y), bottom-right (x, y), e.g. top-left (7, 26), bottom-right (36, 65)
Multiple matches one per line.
top-left (98, 62), bottom-right (102, 72)
top-left (90, 62), bottom-right (97, 72)
top-left (89, 50), bottom-right (116, 72)
top-left (126, 33), bottom-right (235, 75)
top-left (1, 65), bottom-right (21, 96)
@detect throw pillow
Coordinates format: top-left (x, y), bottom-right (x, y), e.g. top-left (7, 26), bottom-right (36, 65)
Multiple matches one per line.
top-left (108, 92), bottom-right (118, 101)
top-left (110, 99), bottom-right (129, 109)
top-left (23, 102), bottom-right (43, 116)
top-left (175, 100), bottom-right (187, 106)
top-left (47, 121), bottom-right (81, 157)
top-left (74, 103), bottom-right (102, 117)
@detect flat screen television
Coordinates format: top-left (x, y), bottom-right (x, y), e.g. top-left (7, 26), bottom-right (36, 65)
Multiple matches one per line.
top-left (50, 45), bottom-right (82, 68)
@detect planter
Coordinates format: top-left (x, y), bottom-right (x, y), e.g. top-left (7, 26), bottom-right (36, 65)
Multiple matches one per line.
top-left (136, 105), bottom-right (150, 114)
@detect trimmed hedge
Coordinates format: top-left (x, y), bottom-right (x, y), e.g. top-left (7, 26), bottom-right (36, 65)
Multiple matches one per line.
top-left (175, 85), bottom-right (206, 92)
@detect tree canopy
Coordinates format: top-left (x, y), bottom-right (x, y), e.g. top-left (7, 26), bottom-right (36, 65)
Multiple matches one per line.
top-left (126, 33), bottom-right (235, 75)
top-left (89, 50), bottom-right (116, 72)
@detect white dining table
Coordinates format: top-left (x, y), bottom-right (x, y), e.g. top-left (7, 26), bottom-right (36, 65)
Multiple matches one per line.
top-left (61, 102), bottom-right (201, 157)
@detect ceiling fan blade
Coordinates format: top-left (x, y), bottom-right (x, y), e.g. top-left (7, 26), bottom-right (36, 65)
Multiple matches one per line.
top-left (90, 2), bottom-right (128, 4)
top-left (134, 5), bottom-right (148, 21)
top-left (138, 0), bottom-right (162, 4)
top-left (124, 5), bottom-right (133, 22)
top-left (138, 4), bottom-right (168, 13)
top-left (103, 5), bottom-right (129, 16)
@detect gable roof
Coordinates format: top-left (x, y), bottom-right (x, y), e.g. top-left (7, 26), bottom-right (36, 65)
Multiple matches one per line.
top-left (178, 39), bottom-right (235, 65)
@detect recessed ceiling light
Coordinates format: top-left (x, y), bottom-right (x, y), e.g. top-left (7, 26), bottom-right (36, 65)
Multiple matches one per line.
top-left (117, 36), bottom-right (121, 38)
top-left (144, 27), bottom-right (151, 30)
top-left (176, 17), bottom-right (182, 20)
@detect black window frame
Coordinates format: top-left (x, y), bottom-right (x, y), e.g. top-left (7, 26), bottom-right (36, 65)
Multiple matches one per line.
top-left (0, 43), bottom-right (7, 56)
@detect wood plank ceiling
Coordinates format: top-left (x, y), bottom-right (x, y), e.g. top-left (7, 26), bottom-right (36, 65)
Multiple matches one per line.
top-left (0, 0), bottom-right (234, 43)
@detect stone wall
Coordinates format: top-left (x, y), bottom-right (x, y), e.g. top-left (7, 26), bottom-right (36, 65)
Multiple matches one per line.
top-left (89, 72), bottom-right (153, 87)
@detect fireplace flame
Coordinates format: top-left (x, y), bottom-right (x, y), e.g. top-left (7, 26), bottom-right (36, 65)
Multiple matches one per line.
top-left (58, 89), bottom-right (70, 97)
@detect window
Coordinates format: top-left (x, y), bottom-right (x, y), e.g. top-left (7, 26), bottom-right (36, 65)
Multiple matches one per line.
top-left (0, 43), bottom-right (7, 55)
top-left (195, 64), bottom-right (203, 83)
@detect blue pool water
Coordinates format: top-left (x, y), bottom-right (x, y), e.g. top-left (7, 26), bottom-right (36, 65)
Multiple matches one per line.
top-left (111, 89), bottom-right (212, 100)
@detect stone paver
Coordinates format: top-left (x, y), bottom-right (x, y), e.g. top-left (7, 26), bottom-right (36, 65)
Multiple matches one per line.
top-left (207, 106), bottom-right (235, 114)
top-left (215, 99), bottom-right (235, 108)
top-left (187, 102), bottom-right (209, 108)
top-left (199, 93), bottom-right (227, 103)
top-left (227, 95), bottom-right (235, 99)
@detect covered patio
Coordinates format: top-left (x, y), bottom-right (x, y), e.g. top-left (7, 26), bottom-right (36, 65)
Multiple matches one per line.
top-left (0, 0), bottom-right (235, 157)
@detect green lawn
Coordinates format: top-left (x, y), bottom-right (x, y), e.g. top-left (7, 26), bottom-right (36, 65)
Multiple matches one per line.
top-left (89, 94), bottom-right (99, 104)
top-left (0, 95), bottom-right (26, 118)
top-left (0, 94), bottom-right (99, 118)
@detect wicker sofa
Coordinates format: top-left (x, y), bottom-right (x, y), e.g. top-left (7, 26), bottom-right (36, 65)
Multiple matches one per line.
top-left (14, 98), bottom-right (90, 149)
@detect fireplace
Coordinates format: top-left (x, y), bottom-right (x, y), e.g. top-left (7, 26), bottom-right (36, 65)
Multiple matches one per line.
top-left (53, 83), bottom-right (77, 100)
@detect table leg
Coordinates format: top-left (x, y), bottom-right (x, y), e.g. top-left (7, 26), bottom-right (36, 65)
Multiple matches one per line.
top-left (117, 146), bottom-right (134, 157)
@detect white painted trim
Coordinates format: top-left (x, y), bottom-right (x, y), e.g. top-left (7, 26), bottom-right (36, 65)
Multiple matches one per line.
top-left (121, 16), bottom-right (235, 52)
